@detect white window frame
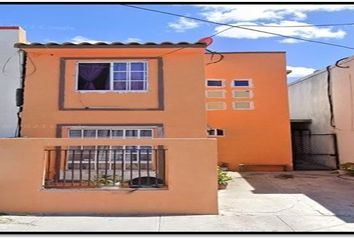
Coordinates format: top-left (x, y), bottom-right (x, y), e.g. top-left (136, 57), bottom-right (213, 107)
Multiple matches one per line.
top-left (206, 79), bottom-right (225, 88)
top-left (232, 101), bottom-right (255, 110)
top-left (231, 79), bottom-right (253, 88)
top-left (67, 145), bottom-right (153, 171)
top-left (67, 127), bottom-right (155, 171)
top-left (206, 102), bottom-right (227, 111)
top-left (68, 127), bottom-right (154, 139)
top-left (207, 128), bottom-right (225, 137)
top-left (75, 60), bottom-right (149, 93)
top-left (205, 90), bottom-right (226, 99)
top-left (232, 89), bottom-right (254, 99)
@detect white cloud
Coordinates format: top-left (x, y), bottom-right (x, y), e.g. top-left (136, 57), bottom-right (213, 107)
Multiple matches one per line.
top-left (279, 38), bottom-right (304, 44)
top-left (124, 37), bottom-right (142, 43)
top-left (70, 35), bottom-right (107, 44)
top-left (168, 17), bottom-right (200, 32)
top-left (196, 5), bottom-right (354, 43)
top-left (198, 5), bottom-right (354, 23)
top-left (287, 66), bottom-right (316, 78)
top-left (213, 20), bottom-right (346, 40)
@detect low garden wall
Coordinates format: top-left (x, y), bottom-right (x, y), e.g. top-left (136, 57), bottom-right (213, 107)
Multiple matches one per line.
top-left (0, 138), bottom-right (218, 215)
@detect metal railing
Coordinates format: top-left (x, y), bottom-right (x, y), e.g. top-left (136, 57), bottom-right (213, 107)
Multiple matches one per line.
top-left (44, 145), bottom-right (166, 189)
top-left (292, 131), bottom-right (339, 170)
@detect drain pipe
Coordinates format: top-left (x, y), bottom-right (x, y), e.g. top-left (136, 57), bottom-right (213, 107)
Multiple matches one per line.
top-left (15, 49), bottom-right (26, 137)
top-left (326, 65), bottom-right (335, 128)
top-left (326, 57), bottom-right (351, 129)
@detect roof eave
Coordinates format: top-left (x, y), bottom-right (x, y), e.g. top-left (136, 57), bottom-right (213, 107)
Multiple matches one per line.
top-left (14, 42), bottom-right (207, 49)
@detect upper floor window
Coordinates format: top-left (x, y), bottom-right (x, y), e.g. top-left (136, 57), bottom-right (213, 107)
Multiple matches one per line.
top-left (207, 128), bottom-right (225, 137)
top-left (232, 79), bottom-right (252, 88)
top-left (78, 63), bottom-right (110, 91)
top-left (206, 90), bottom-right (225, 98)
top-left (113, 62), bottom-right (147, 91)
top-left (206, 79), bottom-right (224, 88)
top-left (233, 90), bottom-right (253, 98)
top-left (77, 61), bottom-right (148, 92)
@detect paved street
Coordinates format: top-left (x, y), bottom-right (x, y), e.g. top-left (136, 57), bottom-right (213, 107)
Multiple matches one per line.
top-left (1, 171), bottom-right (354, 232)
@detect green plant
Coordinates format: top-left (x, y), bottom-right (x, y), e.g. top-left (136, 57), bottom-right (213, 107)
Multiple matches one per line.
top-left (340, 162), bottom-right (354, 175)
top-left (93, 174), bottom-right (119, 186)
top-left (218, 167), bottom-right (232, 185)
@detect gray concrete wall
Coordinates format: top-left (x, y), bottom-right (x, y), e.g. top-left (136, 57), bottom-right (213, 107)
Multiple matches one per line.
top-left (0, 27), bottom-right (26, 137)
top-left (289, 70), bottom-right (333, 134)
top-left (289, 57), bottom-right (354, 164)
top-left (289, 68), bottom-right (336, 168)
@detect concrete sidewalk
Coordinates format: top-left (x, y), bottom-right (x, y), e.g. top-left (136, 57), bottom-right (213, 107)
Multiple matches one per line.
top-left (1, 171), bottom-right (354, 232)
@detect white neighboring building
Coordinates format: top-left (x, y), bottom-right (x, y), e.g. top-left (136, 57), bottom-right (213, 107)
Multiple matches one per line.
top-left (0, 27), bottom-right (27, 137)
top-left (289, 56), bottom-right (354, 168)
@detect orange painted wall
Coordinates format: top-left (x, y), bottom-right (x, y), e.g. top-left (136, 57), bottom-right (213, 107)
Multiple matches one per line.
top-left (205, 53), bottom-right (293, 170)
top-left (0, 138), bottom-right (217, 215)
top-left (20, 47), bottom-right (207, 138)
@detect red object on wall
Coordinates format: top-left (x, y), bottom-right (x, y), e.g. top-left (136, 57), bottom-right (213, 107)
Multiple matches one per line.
top-left (198, 37), bottom-right (213, 46)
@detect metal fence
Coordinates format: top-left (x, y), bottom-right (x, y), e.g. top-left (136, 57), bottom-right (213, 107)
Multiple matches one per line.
top-left (44, 145), bottom-right (166, 189)
top-left (292, 131), bottom-right (339, 170)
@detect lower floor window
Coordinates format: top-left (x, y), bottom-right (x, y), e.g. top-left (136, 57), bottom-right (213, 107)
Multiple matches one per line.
top-left (67, 145), bottom-right (153, 170)
top-left (207, 128), bottom-right (225, 137)
top-left (68, 128), bottom-right (153, 139)
top-left (67, 126), bottom-right (156, 170)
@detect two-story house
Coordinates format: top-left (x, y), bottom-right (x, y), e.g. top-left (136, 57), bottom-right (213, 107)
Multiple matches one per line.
top-left (3, 41), bottom-right (218, 215)
top-left (0, 35), bottom-right (293, 215)
top-left (205, 52), bottom-right (292, 171)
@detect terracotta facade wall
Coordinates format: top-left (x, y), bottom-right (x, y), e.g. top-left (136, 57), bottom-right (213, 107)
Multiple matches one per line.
top-left (0, 138), bottom-right (217, 215)
top-left (205, 53), bottom-right (293, 170)
top-left (21, 47), bottom-right (207, 139)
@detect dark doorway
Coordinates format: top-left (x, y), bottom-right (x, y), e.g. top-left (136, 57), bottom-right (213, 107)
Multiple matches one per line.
top-left (291, 121), bottom-right (339, 170)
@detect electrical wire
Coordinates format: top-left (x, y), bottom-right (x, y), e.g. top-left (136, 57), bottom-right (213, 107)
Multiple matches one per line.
top-left (335, 57), bottom-right (350, 68)
top-left (205, 49), bottom-right (224, 65)
top-left (208, 26), bottom-right (234, 38)
top-left (233, 22), bottom-right (354, 28)
top-left (25, 54), bottom-right (37, 77)
top-left (1, 55), bottom-right (14, 76)
top-left (122, 4), bottom-right (354, 51)
top-left (158, 18), bottom-right (231, 61)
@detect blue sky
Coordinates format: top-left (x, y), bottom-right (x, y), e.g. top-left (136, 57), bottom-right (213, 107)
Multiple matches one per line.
top-left (2, 4), bottom-right (354, 82)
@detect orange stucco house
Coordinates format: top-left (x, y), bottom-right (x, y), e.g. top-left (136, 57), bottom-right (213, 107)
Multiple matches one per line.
top-left (205, 52), bottom-right (293, 171)
top-left (0, 36), bottom-right (292, 215)
top-left (15, 42), bottom-right (292, 173)
top-left (0, 41), bottom-right (219, 215)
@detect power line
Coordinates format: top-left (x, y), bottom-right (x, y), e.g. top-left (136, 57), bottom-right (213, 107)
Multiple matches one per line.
top-left (235, 22), bottom-right (354, 28)
top-left (209, 26), bottom-right (235, 38)
top-left (122, 4), bottom-right (354, 51)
